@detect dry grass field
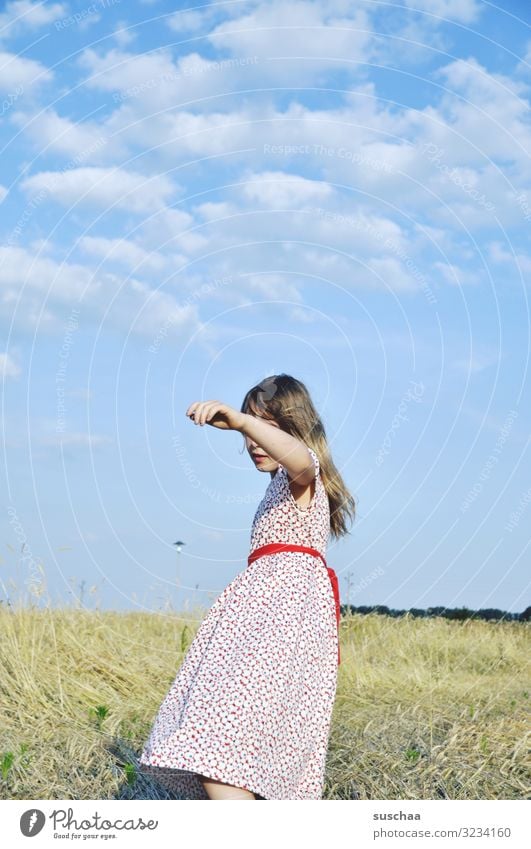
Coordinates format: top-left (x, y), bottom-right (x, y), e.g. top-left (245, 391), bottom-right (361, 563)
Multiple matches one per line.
top-left (1, 601), bottom-right (529, 800)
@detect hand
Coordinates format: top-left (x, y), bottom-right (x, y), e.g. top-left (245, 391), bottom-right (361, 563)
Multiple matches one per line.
top-left (186, 400), bottom-right (246, 431)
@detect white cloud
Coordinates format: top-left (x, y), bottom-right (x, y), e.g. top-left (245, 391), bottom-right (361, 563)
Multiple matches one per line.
top-left (0, 244), bottom-right (204, 338)
top-left (98, 86), bottom-right (526, 224)
top-left (79, 46), bottom-right (263, 112)
top-left (488, 241), bottom-right (531, 275)
top-left (136, 207), bottom-right (207, 255)
top-left (367, 256), bottom-right (420, 292)
top-left (431, 58), bottom-right (531, 165)
top-left (208, 1), bottom-right (373, 81)
top-left (194, 201), bottom-right (238, 221)
top-left (242, 272), bottom-right (304, 301)
top-left (370, 15), bottom-right (450, 67)
top-left (289, 306), bottom-right (318, 323)
top-left (0, 352), bottom-right (21, 378)
top-left (305, 207), bottom-right (407, 254)
top-left (432, 260), bottom-right (479, 287)
top-left (517, 40), bottom-right (531, 75)
top-left (0, 184), bottom-right (7, 202)
top-left (20, 167), bottom-right (177, 213)
top-left (112, 21), bottom-right (136, 47)
top-left (111, 105), bottom-right (257, 155)
top-left (436, 56), bottom-right (530, 105)
top-left (0, 50), bottom-right (51, 90)
top-left (123, 276), bottom-right (206, 338)
top-left (0, 245), bottom-right (94, 302)
top-left (133, 189), bottom-right (455, 299)
top-left (79, 1), bottom-right (374, 114)
top-left (167, 8), bottom-right (214, 33)
top-left (88, 46), bottom-right (530, 235)
top-left (11, 108), bottom-right (121, 162)
top-left (242, 170), bottom-right (333, 207)
top-left (79, 45), bottom-right (177, 95)
top-left (0, 1), bottom-right (67, 37)
top-left (79, 235), bottom-right (172, 271)
top-left (403, 0), bottom-right (482, 24)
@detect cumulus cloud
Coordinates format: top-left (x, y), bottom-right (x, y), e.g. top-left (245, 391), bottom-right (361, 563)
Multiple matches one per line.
top-left (167, 7), bottom-right (217, 33)
top-left (10, 108), bottom-right (122, 162)
top-left (0, 351), bottom-right (21, 379)
top-left (425, 58), bottom-right (531, 179)
top-left (79, 235), bottom-right (173, 271)
top-left (2, 0), bottom-right (528, 349)
top-left (79, 45), bottom-right (263, 113)
top-left (136, 207), bottom-right (206, 255)
top-left (488, 241), bottom-right (531, 275)
top-left (79, 0), bottom-right (375, 114)
top-left (0, 244), bottom-right (204, 338)
top-left (241, 272), bottom-right (304, 301)
top-left (0, 50), bottom-right (52, 90)
top-left (0, 245), bottom-right (95, 302)
top-left (208, 0), bottom-right (373, 80)
top-left (20, 167), bottom-right (177, 213)
top-left (403, 0), bottom-right (483, 24)
top-left (79, 45), bottom-right (177, 95)
top-left (194, 201), bottom-right (238, 221)
top-left (96, 80), bottom-right (529, 228)
top-left (517, 40), bottom-right (531, 75)
top-left (241, 170), bottom-right (333, 206)
top-left (0, 1), bottom-right (67, 37)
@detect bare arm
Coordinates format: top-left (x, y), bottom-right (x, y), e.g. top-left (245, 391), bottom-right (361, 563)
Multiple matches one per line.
top-left (185, 399), bottom-right (316, 488)
top-left (240, 414), bottom-right (315, 486)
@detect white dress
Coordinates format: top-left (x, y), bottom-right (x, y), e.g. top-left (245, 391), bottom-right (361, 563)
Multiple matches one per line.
top-left (139, 446), bottom-right (339, 799)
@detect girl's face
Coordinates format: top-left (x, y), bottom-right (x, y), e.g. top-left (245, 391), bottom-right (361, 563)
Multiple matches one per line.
top-left (244, 412), bottom-right (281, 473)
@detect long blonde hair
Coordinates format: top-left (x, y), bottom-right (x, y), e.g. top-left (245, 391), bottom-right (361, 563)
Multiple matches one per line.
top-left (240, 374), bottom-right (356, 540)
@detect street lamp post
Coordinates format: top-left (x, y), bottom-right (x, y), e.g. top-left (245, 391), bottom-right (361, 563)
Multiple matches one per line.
top-left (173, 541), bottom-right (186, 606)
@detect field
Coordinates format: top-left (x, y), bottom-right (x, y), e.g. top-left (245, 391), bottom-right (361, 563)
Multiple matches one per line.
top-left (0, 603), bottom-right (529, 800)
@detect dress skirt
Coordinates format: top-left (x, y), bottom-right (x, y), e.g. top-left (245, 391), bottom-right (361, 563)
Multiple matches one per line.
top-left (138, 445), bottom-right (339, 799)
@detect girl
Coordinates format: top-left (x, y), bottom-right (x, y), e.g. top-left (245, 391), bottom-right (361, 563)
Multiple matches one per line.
top-left (139, 374), bottom-right (356, 800)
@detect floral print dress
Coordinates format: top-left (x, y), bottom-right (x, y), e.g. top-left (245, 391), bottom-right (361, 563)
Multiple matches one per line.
top-left (138, 445), bottom-right (339, 800)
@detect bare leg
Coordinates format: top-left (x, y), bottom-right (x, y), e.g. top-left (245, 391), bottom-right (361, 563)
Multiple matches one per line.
top-left (199, 775), bottom-right (256, 800)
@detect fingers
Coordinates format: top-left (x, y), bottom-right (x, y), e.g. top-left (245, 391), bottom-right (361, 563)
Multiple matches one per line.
top-left (198, 402), bottom-right (219, 425)
top-left (185, 402), bottom-right (200, 422)
top-left (186, 401), bottom-right (220, 426)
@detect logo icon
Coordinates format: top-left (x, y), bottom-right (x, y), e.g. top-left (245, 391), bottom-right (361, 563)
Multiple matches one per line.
top-left (20, 809), bottom-right (46, 837)
top-left (257, 375), bottom-right (278, 402)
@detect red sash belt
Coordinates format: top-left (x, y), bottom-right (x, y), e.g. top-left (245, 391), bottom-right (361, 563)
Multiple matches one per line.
top-left (247, 542), bottom-right (341, 665)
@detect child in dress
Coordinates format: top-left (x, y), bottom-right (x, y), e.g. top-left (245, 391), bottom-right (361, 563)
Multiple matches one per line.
top-left (139, 374), bottom-right (356, 800)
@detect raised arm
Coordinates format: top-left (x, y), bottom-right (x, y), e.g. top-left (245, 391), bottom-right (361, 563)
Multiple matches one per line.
top-left (185, 399), bottom-right (315, 487)
top-left (240, 414), bottom-right (315, 486)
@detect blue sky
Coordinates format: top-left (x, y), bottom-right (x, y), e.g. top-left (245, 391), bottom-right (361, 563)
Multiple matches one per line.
top-left (1, 0), bottom-right (530, 615)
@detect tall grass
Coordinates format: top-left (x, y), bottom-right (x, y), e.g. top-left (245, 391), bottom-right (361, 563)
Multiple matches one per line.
top-left (327, 611), bottom-right (529, 799)
top-left (0, 592), bottom-right (529, 799)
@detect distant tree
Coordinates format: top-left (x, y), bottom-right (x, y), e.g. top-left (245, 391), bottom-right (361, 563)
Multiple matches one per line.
top-left (476, 608), bottom-right (506, 621)
top-left (446, 607), bottom-right (475, 621)
top-left (339, 603), bottom-right (529, 621)
top-left (427, 606), bottom-right (446, 617)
